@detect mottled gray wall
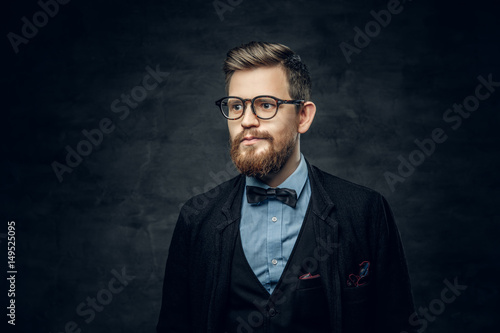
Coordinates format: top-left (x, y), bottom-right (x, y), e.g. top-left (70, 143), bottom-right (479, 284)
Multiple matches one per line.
top-left (2, 0), bottom-right (499, 332)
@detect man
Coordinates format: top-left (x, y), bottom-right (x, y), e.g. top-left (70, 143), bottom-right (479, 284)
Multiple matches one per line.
top-left (157, 41), bottom-right (418, 332)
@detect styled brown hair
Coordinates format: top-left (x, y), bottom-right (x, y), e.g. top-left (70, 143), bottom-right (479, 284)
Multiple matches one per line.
top-left (223, 41), bottom-right (312, 101)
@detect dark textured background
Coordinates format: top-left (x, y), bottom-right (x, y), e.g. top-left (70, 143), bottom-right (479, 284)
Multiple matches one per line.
top-left (2, 0), bottom-right (499, 332)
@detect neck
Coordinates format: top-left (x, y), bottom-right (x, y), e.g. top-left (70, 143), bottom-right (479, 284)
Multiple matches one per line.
top-left (258, 143), bottom-right (301, 188)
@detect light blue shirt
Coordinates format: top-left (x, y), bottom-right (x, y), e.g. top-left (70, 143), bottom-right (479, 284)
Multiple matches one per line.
top-left (240, 154), bottom-right (311, 294)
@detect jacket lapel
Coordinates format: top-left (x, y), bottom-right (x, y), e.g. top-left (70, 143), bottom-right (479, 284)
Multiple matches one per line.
top-left (306, 160), bottom-right (342, 332)
top-left (207, 174), bottom-right (245, 332)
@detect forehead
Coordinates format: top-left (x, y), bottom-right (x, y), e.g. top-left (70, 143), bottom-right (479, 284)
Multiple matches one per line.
top-left (228, 66), bottom-right (290, 99)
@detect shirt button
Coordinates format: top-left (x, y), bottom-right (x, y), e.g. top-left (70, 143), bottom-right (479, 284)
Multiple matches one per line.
top-left (269, 308), bottom-right (277, 317)
top-left (272, 259), bottom-right (278, 265)
top-left (271, 216), bottom-right (277, 222)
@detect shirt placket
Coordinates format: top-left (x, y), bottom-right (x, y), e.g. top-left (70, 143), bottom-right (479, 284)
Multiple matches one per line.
top-left (266, 198), bottom-right (283, 292)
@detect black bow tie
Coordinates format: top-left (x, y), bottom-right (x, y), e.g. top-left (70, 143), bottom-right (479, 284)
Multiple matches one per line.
top-left (246, 186), bottom-right (298, 208)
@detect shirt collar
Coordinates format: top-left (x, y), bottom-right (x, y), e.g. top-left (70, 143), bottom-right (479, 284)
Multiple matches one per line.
top-left (245, 153), bottom-right (309, 200)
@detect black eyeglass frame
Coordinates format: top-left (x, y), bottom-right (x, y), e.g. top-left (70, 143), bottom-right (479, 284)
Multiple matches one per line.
top-left (215, 95), bottom-right (305, 120)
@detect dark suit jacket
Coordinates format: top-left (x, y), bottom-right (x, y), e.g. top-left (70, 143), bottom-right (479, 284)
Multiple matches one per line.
top-left (157, 160), bottom-right (418, 333)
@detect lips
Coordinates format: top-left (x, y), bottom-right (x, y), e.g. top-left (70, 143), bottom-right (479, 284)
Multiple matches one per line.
top-left (241, 136), bottom-right (263, 145)
top-left (242, 136), bottom-right (260, 142)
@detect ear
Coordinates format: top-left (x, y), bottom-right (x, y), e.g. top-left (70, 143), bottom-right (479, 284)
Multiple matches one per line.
top-left (297, 101), bottom-right (316, 134)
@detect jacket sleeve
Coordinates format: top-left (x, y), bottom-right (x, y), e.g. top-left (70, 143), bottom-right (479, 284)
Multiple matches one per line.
top-left (373, 194), bottom-right (421, 333)
top-left (157, 206), bottom-right (192, 333)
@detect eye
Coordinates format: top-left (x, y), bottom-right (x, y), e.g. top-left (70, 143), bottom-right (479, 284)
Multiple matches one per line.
top-left (255, 98), bottom-right (277, 110)
top-left (226, 98), bottom-right (244, 113)
top-left (231, 104), bottom-right (243, 111)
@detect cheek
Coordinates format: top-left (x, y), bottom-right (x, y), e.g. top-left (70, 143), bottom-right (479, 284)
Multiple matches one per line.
top-left (276, 114), bottom-right (299, 130)
top-left (272, 121), bottom-right (295, 137)
top-left (228, 123), bottom-right (237, 138)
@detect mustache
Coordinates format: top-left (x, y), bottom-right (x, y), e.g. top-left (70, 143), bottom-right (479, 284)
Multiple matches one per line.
top-left (234, 129), bottom-right (274, 143)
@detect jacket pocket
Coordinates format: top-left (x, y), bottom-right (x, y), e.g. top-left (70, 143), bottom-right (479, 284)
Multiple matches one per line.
top-left (342, 282), bottom-right (372, 304)
top-left (341, 283), bottom-right (375, 332)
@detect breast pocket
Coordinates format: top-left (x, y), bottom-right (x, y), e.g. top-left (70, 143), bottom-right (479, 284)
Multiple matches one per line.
top-left (343, 282), bottom-right (373, 304)
top-left (291, 275), bottom-right (330, 329)
top-left (342, 283), bottom-right (375, 332)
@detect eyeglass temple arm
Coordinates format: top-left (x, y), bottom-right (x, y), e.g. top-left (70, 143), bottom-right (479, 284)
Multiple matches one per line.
top-left (281, 100), bottom-right (305, 106)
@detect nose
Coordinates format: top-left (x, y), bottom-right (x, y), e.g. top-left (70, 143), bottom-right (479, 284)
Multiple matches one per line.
top-left (240, 101), bottom-right (259, 128)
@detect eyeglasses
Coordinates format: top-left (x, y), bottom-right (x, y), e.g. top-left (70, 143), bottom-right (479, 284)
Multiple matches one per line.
top-left (215, 95), bottom-right (305, 120)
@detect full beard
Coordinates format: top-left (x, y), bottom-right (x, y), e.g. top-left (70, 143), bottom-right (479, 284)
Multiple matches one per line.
top-left (229, 127), bottom-right (298, 179)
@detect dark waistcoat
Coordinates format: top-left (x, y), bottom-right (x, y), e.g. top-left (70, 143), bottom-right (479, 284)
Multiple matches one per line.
top-left (224, 203), bottom-right (332, 333)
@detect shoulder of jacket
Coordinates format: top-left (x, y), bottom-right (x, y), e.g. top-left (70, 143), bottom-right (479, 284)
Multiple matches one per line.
top-left (310, 164), bottom-right (384, 203)
top-left (178, 174), bottom-right (243, 224)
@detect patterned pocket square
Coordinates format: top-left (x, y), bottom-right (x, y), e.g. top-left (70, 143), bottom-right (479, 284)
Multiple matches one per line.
top-left (347, 261), bottom-right (370, 287)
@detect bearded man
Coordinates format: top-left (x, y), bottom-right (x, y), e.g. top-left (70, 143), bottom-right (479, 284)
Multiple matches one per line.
top-left (157, 41), bottom-right (418, 333)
